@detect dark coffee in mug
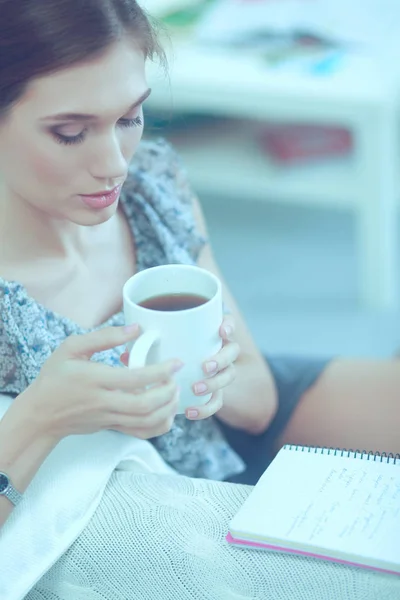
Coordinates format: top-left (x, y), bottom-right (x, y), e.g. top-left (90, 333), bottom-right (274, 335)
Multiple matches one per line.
top-left (138, 293), bottom-right (208, 312)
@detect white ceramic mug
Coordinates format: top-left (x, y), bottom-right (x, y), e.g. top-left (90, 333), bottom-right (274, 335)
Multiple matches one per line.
top-left (123, 264), bottom-right (223, 414)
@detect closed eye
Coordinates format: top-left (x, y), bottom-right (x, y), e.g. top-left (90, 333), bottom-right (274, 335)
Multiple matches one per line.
top-left (118, 115), bottom-right (143, 129)
top-left (52, 115), bottom-right (144, 146)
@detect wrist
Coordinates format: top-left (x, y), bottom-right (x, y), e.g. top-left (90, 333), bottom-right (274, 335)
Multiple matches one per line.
top-left (0, 406), bottom-right (58, 499)
top-left (0, 392), bottom-right (59, 525)
top-left (2, 390), bottom-right (60, 459)
top-left (217, 359), bottom-right (278, 435)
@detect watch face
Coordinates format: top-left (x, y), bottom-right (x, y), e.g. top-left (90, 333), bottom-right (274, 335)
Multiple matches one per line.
top-left (0, 473), bottom-right (9, 493)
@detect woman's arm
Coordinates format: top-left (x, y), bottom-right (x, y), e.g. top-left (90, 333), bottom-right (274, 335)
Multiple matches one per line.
top-left (0, 393), bottom-right (58, 528)
top-left (192, 198), bottom-right (278, 434)
top-left (191, 198), bottom-right (400, 454)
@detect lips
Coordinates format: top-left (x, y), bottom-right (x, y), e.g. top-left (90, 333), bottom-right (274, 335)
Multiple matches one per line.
top-left (80, 185), bottom-right (122, 209)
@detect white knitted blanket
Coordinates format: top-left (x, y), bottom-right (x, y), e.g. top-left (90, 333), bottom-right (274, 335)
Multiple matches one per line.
top-left (26, 472), bottom-right (400, 600)
top-left (0, 394), bottom-right (175, 600)
top-left (1, 395), bottom-right (399, 600)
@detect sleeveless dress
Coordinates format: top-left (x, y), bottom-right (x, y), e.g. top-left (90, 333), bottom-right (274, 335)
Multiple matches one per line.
top-left (2, 140), bottom-right (397, 600)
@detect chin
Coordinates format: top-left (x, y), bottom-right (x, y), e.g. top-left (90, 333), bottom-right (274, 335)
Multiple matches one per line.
top-left (72, 202), bottom-right (119, 226)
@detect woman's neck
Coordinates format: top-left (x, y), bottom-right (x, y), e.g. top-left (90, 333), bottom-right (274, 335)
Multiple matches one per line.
top-left (0, 186), bottom-right (112, 264)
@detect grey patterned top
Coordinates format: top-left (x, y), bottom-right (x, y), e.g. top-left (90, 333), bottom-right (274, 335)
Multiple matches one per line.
top-left (0, 139), bottom-right (245, 481)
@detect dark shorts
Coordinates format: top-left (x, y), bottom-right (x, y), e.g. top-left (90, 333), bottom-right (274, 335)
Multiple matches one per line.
top-left (219, 355), bottom-right (332, 485)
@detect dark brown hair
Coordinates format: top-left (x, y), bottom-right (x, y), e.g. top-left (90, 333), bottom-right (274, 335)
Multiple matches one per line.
top-left (0, 0), bottom-right (166, 116)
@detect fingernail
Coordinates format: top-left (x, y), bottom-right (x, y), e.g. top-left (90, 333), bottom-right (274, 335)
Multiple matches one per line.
top-left (204, 360), bottom-right (218, 375)
top-left (187, 409), bottom-right (199, 419)
top-left (194, 382), bottom-right (208, 395)
top-left (124, 323), bottom-right (139, 334)
top-left (224, 325), bottom-right (233, 338)
top-left (171, 360), bottom-right (184, 373)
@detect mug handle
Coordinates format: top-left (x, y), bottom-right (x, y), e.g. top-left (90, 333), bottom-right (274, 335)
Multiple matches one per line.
top-left (128, 330), bottom-right (160, 369)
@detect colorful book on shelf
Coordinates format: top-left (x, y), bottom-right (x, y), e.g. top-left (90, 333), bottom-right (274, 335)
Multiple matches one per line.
top-left (227, 444), bottom-right (400, 576)
top-left (258, 125), bottom-right (353, 164)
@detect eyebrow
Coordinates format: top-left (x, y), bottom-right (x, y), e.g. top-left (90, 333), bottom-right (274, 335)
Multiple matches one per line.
top-left (40, 88), bottom-right (152, 122)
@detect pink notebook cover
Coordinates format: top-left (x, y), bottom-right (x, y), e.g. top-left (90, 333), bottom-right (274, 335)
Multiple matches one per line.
top-left (226, 532), bottom-right (400, 577)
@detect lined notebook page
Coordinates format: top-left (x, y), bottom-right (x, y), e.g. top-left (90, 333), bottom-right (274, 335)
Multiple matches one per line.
top-left (229, 447), bottom-right (400, 568)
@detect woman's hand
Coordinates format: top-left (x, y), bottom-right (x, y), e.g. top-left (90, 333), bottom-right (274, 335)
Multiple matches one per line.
top-left (120, 316), bottom-right (240, 421)
top-left (187, 315), bottom-right (240, 420)
top-left (16, 325), bottom-right (182, 443)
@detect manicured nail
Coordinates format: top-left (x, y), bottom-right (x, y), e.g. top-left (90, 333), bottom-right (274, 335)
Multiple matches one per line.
top-left (194, 382), bottom-right (208, 395)
top-left (187, 409), bottom-right (199, 419)
top-left (171, 360), bottom-right (184, 373)
top-left (204, 360), bottom-right (218, 375)
top-left (124, 323), bottom-right (139, 334)
top-left (224, 325), bottom-right (233, 338)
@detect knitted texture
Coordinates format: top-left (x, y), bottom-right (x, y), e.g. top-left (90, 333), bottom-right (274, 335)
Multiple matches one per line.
top-left (27, 472), bottom-right (400, 600)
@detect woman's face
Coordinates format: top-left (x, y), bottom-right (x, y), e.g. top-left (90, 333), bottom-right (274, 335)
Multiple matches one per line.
top-left (0, 39), bottom-right (150, 226)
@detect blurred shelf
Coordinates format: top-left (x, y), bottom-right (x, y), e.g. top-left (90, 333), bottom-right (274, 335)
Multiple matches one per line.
top-left (146, 42), bottom-right (398, 122)
top-left (144, 27), bottom-right (400, 308)
top-left (162, 127), bottom-right (358, 208)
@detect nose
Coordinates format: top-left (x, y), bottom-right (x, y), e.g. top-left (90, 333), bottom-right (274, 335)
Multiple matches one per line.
top-left (89, 132), bottom-right (128, 183)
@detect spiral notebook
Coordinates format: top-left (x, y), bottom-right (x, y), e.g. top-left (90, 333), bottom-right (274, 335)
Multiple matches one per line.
top-left (227, 445), bottom-right (400, 576)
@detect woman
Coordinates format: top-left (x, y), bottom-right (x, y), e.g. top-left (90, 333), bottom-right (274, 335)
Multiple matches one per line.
top-left (0, 1), bottom-right (399, 598)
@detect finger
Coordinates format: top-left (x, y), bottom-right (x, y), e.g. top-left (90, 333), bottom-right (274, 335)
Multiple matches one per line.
top-left (219, 316), bottom-right (235, 342)
top-left (202, 342), bottom-right (240, 376)
top-left (109, 384), bottom-right (179, 432)
top-left (186, 390), bottom-right (224, 420)
top-left (90, 358), bottom-right (184, 392)
top-left (118, 353), bottom-right (184, 381)
top-left (193, 365), bottom-right (236, 397)
top-left (106, 379), bottom-right (178, 419)
top-left (60, 324), bottom-right (141, 360)
top-left (121, 394), bottom-right (178, 438)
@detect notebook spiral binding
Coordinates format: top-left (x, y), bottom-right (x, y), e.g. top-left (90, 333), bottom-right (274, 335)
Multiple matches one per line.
top-left (284, 444), bottom-right (400, 464)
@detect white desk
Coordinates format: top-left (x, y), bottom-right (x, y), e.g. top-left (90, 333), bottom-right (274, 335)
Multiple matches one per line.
top-left (146, 39), bottom-right (400, 309)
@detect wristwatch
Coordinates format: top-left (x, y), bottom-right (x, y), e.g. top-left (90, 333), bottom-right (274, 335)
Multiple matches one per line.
top-left (0, 472), bottom-right (23, 506)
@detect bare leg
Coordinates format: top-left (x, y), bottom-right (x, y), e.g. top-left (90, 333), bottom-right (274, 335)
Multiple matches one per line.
top-left (276, 359), bottom-right (400, 455)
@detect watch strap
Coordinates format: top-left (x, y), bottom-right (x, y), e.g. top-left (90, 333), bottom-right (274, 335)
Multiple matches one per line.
top-left (2, 482), bottom-right (23, 506)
